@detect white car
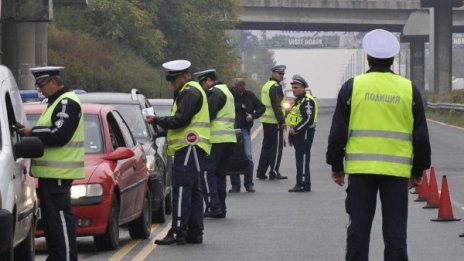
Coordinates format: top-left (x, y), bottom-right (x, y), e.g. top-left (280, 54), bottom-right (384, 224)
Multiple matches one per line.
top-left (0, 65), bottom-right (44, 260)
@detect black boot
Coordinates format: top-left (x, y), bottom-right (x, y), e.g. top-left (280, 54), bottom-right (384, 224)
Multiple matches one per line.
top-left (154, 231), bottom-right (186, 245)
top-left (204, 208), bottom-right (223, 218)
top-left (275, 172), bottom-right (288, 179)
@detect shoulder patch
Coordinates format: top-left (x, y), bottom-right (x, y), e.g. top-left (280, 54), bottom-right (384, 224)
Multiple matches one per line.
top-left (61, 98), bottom-right (69, 105)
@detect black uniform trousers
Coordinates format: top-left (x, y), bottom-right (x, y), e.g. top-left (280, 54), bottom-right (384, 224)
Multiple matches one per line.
top-left (257, 123), bottom-right (283, 176)
top-left (37, 178), bottom-right (77, 261)
top-left (171, 146), bottom-right (206, 239)
top-left (290, 127), bottom-right (315, 189)
top-left (345, 174), bottom-right (409, 261)
top-left (202, 142), bottom-right (235, 213)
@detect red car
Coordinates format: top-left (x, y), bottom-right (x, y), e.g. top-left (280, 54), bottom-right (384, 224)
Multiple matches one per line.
top-left (25, 103), bottom-right (152, 250)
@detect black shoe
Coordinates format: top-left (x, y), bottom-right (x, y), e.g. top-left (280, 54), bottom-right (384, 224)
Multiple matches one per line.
top-left (257, 173), bottom-right (267, 180)
top-left (275, 173), bottom-right (288, 179)
top-left (155, 233), bottom-right (186, 245)
top-left (186, 235), bottom-right (203, 244)
top-left (288, 185), bottom-right (310, 192)
top-left (269, 172), bottom-right (276, 180)
top-left (228, 187), bottom-right (240, 193)
top-left (204, 208), bottom-right (223, 218)
top-left (245, 186), bottom-right (255, 193)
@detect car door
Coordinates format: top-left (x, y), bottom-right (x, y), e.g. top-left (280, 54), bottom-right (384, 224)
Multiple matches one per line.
top-left (4, 91), bottom-right (34, 242)
top-left (112, 111), bottom-right (147, 218)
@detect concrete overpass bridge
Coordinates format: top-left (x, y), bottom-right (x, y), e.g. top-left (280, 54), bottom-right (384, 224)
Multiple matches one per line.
top-left (237, 0), bottom-right (464, 94)
top-left (0, 0), bottom-right (461, 94)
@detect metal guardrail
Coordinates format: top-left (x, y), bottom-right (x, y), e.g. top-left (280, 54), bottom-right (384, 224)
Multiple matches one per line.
top-left (427, 102), bottom-right (464, 111)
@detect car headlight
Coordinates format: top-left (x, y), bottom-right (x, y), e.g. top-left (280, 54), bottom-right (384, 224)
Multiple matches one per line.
top-left (283, 101), bottom-right (292, 111)
top-left (146, 155), bottom-right (155, 172)
top-left (71, 184), bottom-right (103, 199)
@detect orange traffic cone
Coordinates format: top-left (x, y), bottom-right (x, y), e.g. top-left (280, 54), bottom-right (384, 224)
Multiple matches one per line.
top-left (414, 170), bottom-right (428, 202)
top-left (431, 175), bottom-right (461, 221)
top-left (410, 170), bottom-right (426, 194)
top-left (423, 167), bottom-right (439, 209)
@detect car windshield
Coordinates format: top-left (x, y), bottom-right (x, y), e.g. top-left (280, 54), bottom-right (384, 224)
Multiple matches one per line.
top-left (26, 113), bottom-right (104, 154)
top-left (153, 105), bottom-right (172, 117)
top-left (112, 104), bottom-right (150, 140)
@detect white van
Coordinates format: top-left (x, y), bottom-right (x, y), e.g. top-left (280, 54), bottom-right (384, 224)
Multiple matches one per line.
top-left (0, 65), bottom-right (44, 260)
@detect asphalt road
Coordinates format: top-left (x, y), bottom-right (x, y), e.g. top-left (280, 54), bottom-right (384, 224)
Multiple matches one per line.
top-left (36, 111), bottom-right (464, 260)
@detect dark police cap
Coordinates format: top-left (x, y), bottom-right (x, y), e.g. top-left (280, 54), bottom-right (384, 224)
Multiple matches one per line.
top-left (162, 59), bottom-right (191, 81)
top-left (30, 66), bottom-right (64, 82)
top-left (271, 64), bottom-right (286, 73)
top-left (290, 74), bottom-right (308, 88)
top-left (193, 69), bottom-right (216, 82)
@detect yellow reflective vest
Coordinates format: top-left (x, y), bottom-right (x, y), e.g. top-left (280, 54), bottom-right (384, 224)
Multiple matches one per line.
top-left (260, 80), bottom-right (281, 124)
top-left (167, 81), bottom-right (211, 156)
top-left (31, 91), bottom-right (85, 179)
top-left (210, 84), bottom-right (237, 143)
top-left (345, 72), bottom-right (414, 178)
top-left (286, 93), bottom-right (318, 128)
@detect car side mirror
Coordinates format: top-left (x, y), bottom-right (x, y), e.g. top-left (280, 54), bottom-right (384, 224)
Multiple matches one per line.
top-left (14, 137), bottom-right (44, 159)
top-left (104, 147), bottom-right (135, 161)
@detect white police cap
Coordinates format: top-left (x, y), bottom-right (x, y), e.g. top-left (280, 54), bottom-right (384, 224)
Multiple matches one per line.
top-left (290, 74), bottom-right (308, 88)
top-left (193, 69), bottom-right (216, 82)
top-left (271, 64), bottom-right (286, 73)
top-left (30, 66), bottom-right (64, 81)
top-left (162, 59), bottom-right (191, 81)
top-left (362, 29), bottom-right (400, 59)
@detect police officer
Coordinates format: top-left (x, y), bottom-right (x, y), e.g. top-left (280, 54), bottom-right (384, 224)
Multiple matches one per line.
top-left (287, 74), bottom-right (317, 192)
top-left (326, 29), bottom-right (431, 261)
top-left (256, 65), bottom-right (288, 180)
top-left (146, 60), bottom-right (210, 245)
top-left (19, 66), bottom-right (84, 260)
top-left (194, 69), bottom-right (236, 218)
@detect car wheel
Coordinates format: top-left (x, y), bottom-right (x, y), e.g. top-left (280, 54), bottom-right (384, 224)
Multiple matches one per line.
top-left (129, 189), bottom-right (152, 239)
top-left (152, 178), bottom-right (166, 223)
top-left (0, 218), bottom-right (14, 261)
top-left (94, 196), bottom-right (119, 250)
top-left (14, 216), bottom-right (35, 260)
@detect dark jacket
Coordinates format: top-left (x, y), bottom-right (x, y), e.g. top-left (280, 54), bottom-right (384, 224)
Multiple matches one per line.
top-left (230, 88), bottom-right (265, 129)
top-left (292, 94), bottom-right (316, 133)
top-left (31, 87), bottom-right (82, 147)
top-left (326, 67), bottom-right (431, 178)
top-left (268, 78), bottom-right (285, 125)
top-left (156, 82), bottom-right (203, 129)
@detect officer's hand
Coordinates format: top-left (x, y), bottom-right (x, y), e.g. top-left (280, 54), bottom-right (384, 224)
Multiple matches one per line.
top-left (289, 128), bottom-right (297, 135)
top-left (18, 127), bottom-right (33, 137)
top-left (331, 171), bottom-right (345, 186)
top-left (408, 176), bottom-right (422, 189)
top-left (245, 113), bottom-right (253, 122)
top-left (145, 115), bottom-right (156, 124)
top-left (280, 123), bottom-right (287, 130)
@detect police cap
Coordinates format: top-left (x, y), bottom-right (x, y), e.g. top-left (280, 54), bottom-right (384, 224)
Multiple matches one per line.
top-left (362, 29), bottom-right (400, 59)
top-left (30, 66), bottom-right (64, 83)
top-left (271, 65), bottom-right (286, 73)
top-left (162, 59), bottom-right (191, 81)
top-left (290, 74), bottom-right (308, 88)
top-left (193, 69), bottom-right (217, 82)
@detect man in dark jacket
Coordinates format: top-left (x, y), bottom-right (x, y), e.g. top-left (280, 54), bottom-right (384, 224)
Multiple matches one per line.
top-left (228, 78), bottom-right (265, 193)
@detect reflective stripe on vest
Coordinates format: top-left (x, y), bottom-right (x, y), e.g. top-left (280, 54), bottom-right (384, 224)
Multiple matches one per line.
top-left (31, 91), bottom-right (85, 179)
top-left (210, 84), bottom-right (237, 143)
top-left (260, 80), bottom-right (280, 124)
top-left (286, 93), bottom-right (318, 128)
top-left (167, 81), bottom-right (211, 156)
top-left (345, 72), bottom-right (414, 178)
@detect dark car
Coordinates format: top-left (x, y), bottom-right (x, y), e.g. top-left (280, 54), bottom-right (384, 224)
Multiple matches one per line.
top-left (77, 89), bottom-right (171, 223)
top-left (25, 103), bottom-right (152, 250)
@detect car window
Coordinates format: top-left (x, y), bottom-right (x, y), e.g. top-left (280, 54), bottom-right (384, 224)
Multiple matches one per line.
top-left (112, 104), bottom-right (150, 140)
top-left (107, 113), bottom-right (126, 150)
top-left (27, 113), bottom-right (104, 154)
top-left (85, 115), bottom-right (104, 154)
top-left (5, 93), bottom-right (19, 146)
top-left (112, 111), bottom-right (136, 148)
top-left (153, 105), bottom-right (172, 117)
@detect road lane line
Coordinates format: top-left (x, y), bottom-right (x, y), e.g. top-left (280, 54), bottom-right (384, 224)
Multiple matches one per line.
top-left (427, 119), bottom-right (464, 131)
top-left (109, 224), bottom-right (159, 261)
top-left (132, 222), bottom-right (171, 261)
top-left (251, 124), bottom-right (262, 141)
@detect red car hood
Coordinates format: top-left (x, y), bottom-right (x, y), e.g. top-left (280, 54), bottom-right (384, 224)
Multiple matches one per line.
top-left (73, 155), bottom-right (108, 184)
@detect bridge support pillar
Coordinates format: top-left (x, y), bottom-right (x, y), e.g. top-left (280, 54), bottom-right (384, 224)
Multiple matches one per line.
top-left (409, 40), bottom-right (426, 92)
top-left (433, 7), bottom-right (453, 94)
